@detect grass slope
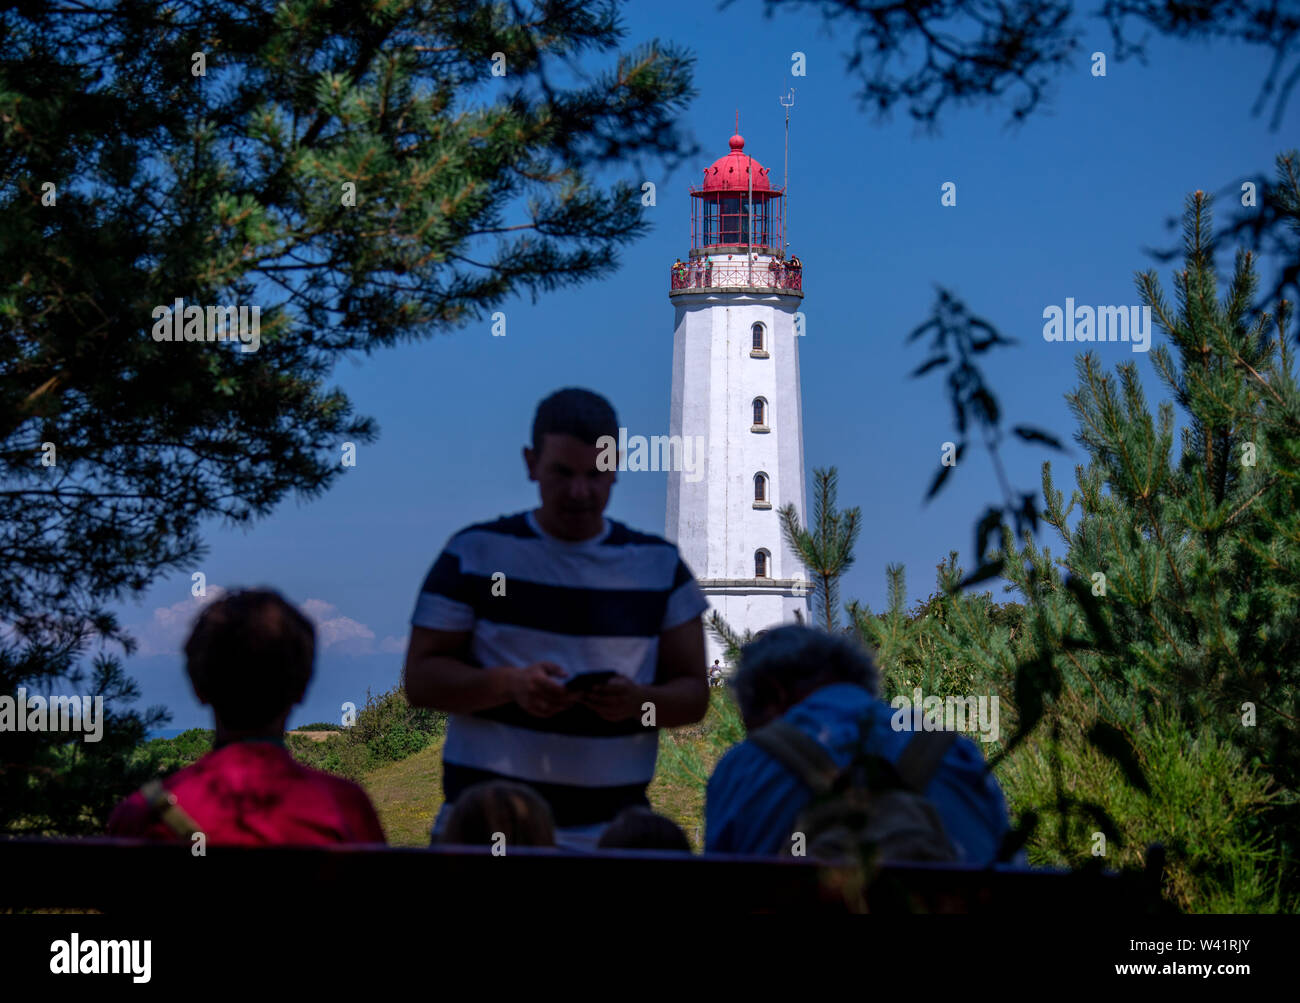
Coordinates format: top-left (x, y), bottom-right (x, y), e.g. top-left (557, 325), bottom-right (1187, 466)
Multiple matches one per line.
top-left (365, 742), bottom-right (444, 846)
top-left (362, 689), bottom-right (743, 849)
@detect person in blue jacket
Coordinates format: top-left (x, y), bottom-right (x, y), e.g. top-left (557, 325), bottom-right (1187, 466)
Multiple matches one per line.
top-left (705, 625), bottom-right (1016, 863)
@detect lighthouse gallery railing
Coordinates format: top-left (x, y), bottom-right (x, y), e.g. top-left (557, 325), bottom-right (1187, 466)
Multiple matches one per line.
top-left (670, 259), bottom-right (803, 292)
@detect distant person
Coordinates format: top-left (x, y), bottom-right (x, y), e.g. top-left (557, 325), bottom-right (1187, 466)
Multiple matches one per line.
top-left (439, 780), bottom-right (556, 848)
top-left (705, 626), bottom-right (1013, 863)
top-left (596, 806), bottom-right (692, 853)
top-left (108, 589), bottom-right (386, 845)
top-left (403, 388), bottom-right (710, 851)
top-left (709, 659), bottom-right (724, 687)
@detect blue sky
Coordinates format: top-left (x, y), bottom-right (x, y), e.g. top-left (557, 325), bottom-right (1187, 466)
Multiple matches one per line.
top-left (115, 2), bottom-right (1298, 733)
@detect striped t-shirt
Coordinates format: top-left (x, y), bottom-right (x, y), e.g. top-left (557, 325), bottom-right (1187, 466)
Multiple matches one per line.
top-left (411, 509), bottom-right (709, 827)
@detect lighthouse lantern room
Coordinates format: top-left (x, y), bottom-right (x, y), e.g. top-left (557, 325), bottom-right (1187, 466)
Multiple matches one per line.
top-left (691, 132), bottom-right (783, 252)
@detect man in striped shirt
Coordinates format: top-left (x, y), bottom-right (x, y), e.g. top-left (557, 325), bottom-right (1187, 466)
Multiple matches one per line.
top-left (403, 388), bottom-right (710, 850)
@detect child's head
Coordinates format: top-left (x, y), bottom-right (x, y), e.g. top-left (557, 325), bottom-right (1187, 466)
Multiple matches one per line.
top-left (596, 807), bottom-right (692, 853)
top-left (441, 781), bottom-right (556, 848)
top-left (185, 588), bottom-right (315, 731)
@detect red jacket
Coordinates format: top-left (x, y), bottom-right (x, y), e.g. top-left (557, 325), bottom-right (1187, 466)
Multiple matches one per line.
top-left (108, 740), bottom-right (386, 845)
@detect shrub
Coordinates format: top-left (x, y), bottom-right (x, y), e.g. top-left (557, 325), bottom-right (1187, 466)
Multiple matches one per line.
top-left (127, 687), bottom-right (445, 786)
top-left (136, 728), bottom-right (214, 775)
top-left (997, 701), bottom-right (1286, 913)
top-left (289, 686), bottom-right (447, 780)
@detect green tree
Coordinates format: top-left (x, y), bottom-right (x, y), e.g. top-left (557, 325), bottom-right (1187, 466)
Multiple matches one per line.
top-left (705, 611), bottom-right (753, 670)
top-left (763, 1), bottom-right (1299, 129)
top-left (779, 467), bottom-right (861, 631)
top-left (993, 186), bottom-right (1299, 906)
top-left (915, 173), bottom-right (1300, 910)
top-left (0, 0), bottom-right (695, 834)
top-left (848, 557), bottom-right (1025, 703)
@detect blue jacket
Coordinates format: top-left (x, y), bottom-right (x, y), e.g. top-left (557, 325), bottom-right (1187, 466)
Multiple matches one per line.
top-left (705, 683), bottom-right (1013, 861)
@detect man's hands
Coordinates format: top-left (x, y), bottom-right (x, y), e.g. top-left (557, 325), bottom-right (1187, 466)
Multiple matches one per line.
top-left (407, 617), bottom-right (702, 728)
top-left (577, 675), bottom-right (645, 722)
top-left (405, 627), bottom-right (665, 723)
top-left (507, 661), bottom-right (578, 717)
top-left (503, 663), bottom-right (644, 721)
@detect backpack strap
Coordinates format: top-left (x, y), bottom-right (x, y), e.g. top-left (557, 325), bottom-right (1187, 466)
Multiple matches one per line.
top-left (138, 779), bottom-right (202, 840)
top-left (747, 719), bottom-right (841, 796)
top-left (750, 718), bottom-right (959, 796)
top-left (894, 730), bottom-right (957, 793)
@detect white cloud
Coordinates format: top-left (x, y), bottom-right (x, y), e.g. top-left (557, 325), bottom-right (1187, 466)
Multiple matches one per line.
top-left (133, 587), bottom-right (228, 656)
top-left (131, 591), bottom-right (398, 658)
top-left (298, 599), bottom-right (376, 656)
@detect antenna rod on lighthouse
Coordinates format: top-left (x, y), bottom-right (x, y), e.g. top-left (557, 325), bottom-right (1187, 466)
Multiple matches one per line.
top-left (779, 87), bottom-right (794, 257)
top-left (747, 130), bottom-right (753, 285)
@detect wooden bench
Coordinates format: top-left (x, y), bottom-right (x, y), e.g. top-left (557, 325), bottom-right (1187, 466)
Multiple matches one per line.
top-left (0, 837), bottom-right (1173, 914)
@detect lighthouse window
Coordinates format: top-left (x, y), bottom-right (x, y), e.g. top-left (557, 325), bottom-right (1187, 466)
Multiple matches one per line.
top-left (714, 196), bottom-right (750, 245)
top-left (722, 198), bottom-right (739, 243)
top-left (754, 473), bottom-right (768, 502)
top-left (753, 200), bottom-right (770, 246)
top-left (703, 198), bottom-right (720, 245)
top-left (752, 323), bottom-right (765, 351)
top-left (755, 550), bottom-right (770, 578)
top-left (752, 398), bottom-right (767, 427)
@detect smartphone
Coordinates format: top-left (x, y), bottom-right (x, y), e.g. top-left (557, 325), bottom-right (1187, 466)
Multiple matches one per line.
top-left (564, 670), bottom-right (619, 693)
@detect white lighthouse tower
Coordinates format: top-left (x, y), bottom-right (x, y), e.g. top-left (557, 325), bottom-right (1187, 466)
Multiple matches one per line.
top-left (666, 127), bottom-right (810, 667)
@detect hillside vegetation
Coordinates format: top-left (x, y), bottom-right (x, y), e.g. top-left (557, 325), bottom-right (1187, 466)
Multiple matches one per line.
top-left (137, 686), bottom-right (740, 850)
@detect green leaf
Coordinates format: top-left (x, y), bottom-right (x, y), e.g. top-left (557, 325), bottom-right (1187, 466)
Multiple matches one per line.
top-left (974, 506), bottom-right (1005, 560)
top-left (952, 559), bottom-right (1004, 591)
top-left (1011, 425), bottom-right (1065, 451)
top-left (925, 460), bottom-right (955, 501)
top-left (971, 387), bottom-right (1000, 426)
top-left (910, 354), bottom-right (949, 377)
top-left (1085, 721), bottom-right (1150, 794)
top-left (1064, 574), bottom-right (1117, 652)
top-left (987, 654), bottom-right (1050, 768)
top-left (1072, 798), bottom-right (1123, 846)
top-left (907, 316), bottom-right (939, 343)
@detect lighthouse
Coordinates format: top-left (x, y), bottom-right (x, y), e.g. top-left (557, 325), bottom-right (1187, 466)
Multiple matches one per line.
top-left (666, 128), bottom-right (810, 667)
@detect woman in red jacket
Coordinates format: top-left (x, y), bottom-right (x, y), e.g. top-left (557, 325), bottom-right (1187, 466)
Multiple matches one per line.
top-left (108, 589), bottom-right (386, 846)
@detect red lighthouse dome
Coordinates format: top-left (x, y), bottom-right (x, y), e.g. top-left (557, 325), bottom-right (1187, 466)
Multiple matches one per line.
top-left (700, 133), bottom-right (773, 192)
